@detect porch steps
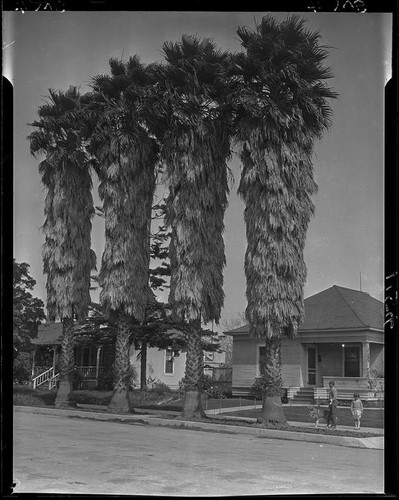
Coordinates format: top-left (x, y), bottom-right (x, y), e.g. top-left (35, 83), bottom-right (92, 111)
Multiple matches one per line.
top-left (290, 387), bottom-right (315, 405)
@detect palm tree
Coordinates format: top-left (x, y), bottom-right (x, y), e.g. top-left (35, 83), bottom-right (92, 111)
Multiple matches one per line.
top-left (234, 15), bottom-right (337, 425)
top-left (89, 57), bottom-right (159, 412)
top-left (28, 87), bottom-right (96, 406)
top-left (157, 35), bottom-right (233, 418)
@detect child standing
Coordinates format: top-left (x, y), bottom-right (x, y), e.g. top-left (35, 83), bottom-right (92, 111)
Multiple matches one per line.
top-left (351, 392), bottom-right (364, 429)
top-left (327, 380), bottom-right (338, 428)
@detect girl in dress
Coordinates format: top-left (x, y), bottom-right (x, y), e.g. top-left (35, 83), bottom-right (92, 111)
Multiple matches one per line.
top-left (350, 392), bottom-right (364, 429)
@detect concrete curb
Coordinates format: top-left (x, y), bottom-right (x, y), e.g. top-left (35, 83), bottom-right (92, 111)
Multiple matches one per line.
top-left (14, 406), bottom-right (384, 450)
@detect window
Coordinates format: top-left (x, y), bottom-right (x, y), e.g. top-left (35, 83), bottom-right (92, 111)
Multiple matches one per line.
top-left (204, 352), bottom-right (214, 362)
top-left (344, 346), bottom-right (360, 377)
top-left (165, 348), bottom-right (174, 374)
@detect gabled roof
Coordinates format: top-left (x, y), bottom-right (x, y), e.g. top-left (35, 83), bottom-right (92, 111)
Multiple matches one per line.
top-left (225, 285), bottom-right (384, 335)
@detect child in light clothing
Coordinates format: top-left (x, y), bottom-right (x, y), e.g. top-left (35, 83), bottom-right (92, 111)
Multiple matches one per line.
top-left (351, 392), bottom-right (363, 429)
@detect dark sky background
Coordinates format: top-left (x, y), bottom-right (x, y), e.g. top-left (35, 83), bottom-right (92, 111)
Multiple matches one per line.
top-left (4, 11), bottom-right (391, 328)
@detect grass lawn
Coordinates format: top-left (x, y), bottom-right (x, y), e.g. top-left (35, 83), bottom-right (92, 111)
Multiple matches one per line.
top-left (13, 386), bottom-right (383, 436)
top-left (221, 405), bottom-right (384, 429)
top-left (170, 415), bottom-right (382, 438)
top-left (10, 386), bottom-right (384, 437)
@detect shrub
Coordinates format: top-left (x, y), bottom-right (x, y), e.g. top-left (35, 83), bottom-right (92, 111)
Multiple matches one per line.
top-left (178, 375), bottom-right (231, 398)
top-left (205, 385), bottom-right (226, 399)
top-left (178, 377), bottom-right (187, 391)
top-left (148, 380), bottom-right (171, 395)
top-left (69, 390), bottom-right (113, 406)
top-left (13, 384), bottom-right (56, 406)
top-left (315, 398), bottom-right (384, 409)
top-left (249, 377), bottom-right (287, 403)
top-left (71, 368), bottom-right (84, 390)
top-left (95, 371), bottom-right (114, 391)
top-left (367, 369), bottom-right (384, 396)
top-left (249, 377), bottom-right (267, 400)
top-left (198, 374), bottom-right (213, 392)
top-left (13, 352), bottom-right (32, 384)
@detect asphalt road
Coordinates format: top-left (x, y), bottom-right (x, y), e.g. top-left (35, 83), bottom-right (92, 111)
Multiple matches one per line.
top-left (13, 412), bottom-right (384, 496)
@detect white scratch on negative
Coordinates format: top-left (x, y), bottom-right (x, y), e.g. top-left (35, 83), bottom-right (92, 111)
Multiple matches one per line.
top-left (3, 40), bottom-right (15, 50)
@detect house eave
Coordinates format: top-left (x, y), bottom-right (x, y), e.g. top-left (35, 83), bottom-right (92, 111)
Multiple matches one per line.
top-left (225, 326), bottom-right (384, 345)
top-left (225, 326), bottom-right (383, 335)
top-left (299, 327), bottom-right (383, 334)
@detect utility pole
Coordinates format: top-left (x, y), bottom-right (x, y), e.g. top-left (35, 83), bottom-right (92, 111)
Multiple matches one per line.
top-left (359, 271), bottom-right (362, 291)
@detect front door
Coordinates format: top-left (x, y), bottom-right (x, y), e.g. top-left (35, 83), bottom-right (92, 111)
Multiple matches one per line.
top-left (82, 347), bottom-right (91, 366)
top-left (308, 346), bottom-right (317, 386)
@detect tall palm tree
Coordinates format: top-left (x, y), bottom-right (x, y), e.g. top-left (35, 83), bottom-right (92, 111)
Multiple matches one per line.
top-left (28, 87), bottom-right (96, 406)
top-left (234, 15), bottom-right (337, 425)
top-left (157, 35), bottom-right (233, 417)
top-left (89, 57), bottom-right (158, 412)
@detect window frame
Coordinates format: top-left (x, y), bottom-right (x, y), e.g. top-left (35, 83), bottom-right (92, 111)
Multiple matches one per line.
top-left (164, 348), bottom-right (174, 375)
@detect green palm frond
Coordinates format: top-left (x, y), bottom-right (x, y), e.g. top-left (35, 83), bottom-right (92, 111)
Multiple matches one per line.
top-left (109, 57), bottom-right (126, 77)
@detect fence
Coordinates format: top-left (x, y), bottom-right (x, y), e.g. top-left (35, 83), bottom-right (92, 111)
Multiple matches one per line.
top-left (75, 366), bottom-right (105, 378)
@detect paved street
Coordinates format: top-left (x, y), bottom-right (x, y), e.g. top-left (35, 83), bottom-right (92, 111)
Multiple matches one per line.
top-left (13, 412), bottom-right (384, 496)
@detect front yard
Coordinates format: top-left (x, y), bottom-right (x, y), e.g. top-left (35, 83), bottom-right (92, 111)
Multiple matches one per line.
top-left (13, 385), bottom-right (383, 438)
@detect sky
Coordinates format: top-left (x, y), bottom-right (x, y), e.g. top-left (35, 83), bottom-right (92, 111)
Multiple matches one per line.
top-left (4, 11), bottom-right (391, 330)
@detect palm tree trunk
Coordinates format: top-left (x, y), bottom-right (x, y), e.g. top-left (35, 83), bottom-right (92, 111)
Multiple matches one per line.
top-left (257, 336), bottom-right (287, 427)
top-left (55, 317), bottom-right (76, 407)
top-left (182, 320), bottom-right (206, 419)
top-left (108, 313), bottom-right (133, 413)
top-left (140, 340), bottom-right (147, 391)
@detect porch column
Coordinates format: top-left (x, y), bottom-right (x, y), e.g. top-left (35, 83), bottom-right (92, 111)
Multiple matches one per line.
top-left (362, 342), bottom-right (371, 378)
top-left (52, 346), bottom-right (57, 374)
top-left (31, 346), bottom-right (37, 379)
top-left (95, 345), bottom-right (103, 380)
top-left (140, 341), bottom-right (147, 391)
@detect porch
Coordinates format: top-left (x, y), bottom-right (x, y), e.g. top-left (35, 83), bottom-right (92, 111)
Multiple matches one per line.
top-left (31, 342), bottom-right (114, 390)
top-left (295, 340), bottom-right (384, 403)
top-left (288, 376), bottom-right (384, 404)
top-left (302, 340), bottom-right (384, 386)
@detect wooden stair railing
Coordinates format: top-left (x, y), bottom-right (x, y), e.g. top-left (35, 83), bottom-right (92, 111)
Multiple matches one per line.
top-left (32, 367), bottom-right (59, 389)
top-left (49, 373), bottom-right (60, 390)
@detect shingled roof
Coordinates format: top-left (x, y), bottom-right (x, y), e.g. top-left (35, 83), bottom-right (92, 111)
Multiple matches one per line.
top-left (225, 285), bottom-right (384, 334)
top-left (300, 285), bottom-right (383, 331)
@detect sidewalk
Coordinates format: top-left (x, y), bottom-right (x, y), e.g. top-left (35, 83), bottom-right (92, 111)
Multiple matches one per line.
top-left (14, 405), bottom-right (384, 450)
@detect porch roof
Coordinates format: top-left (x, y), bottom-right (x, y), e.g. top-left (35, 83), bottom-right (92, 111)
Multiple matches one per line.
top-left (224, 285), bottom-right (384, 336)
top-left (32, 322), bottom-right (63, 345)
top-left (32, 322), bottom-right (110, 345)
